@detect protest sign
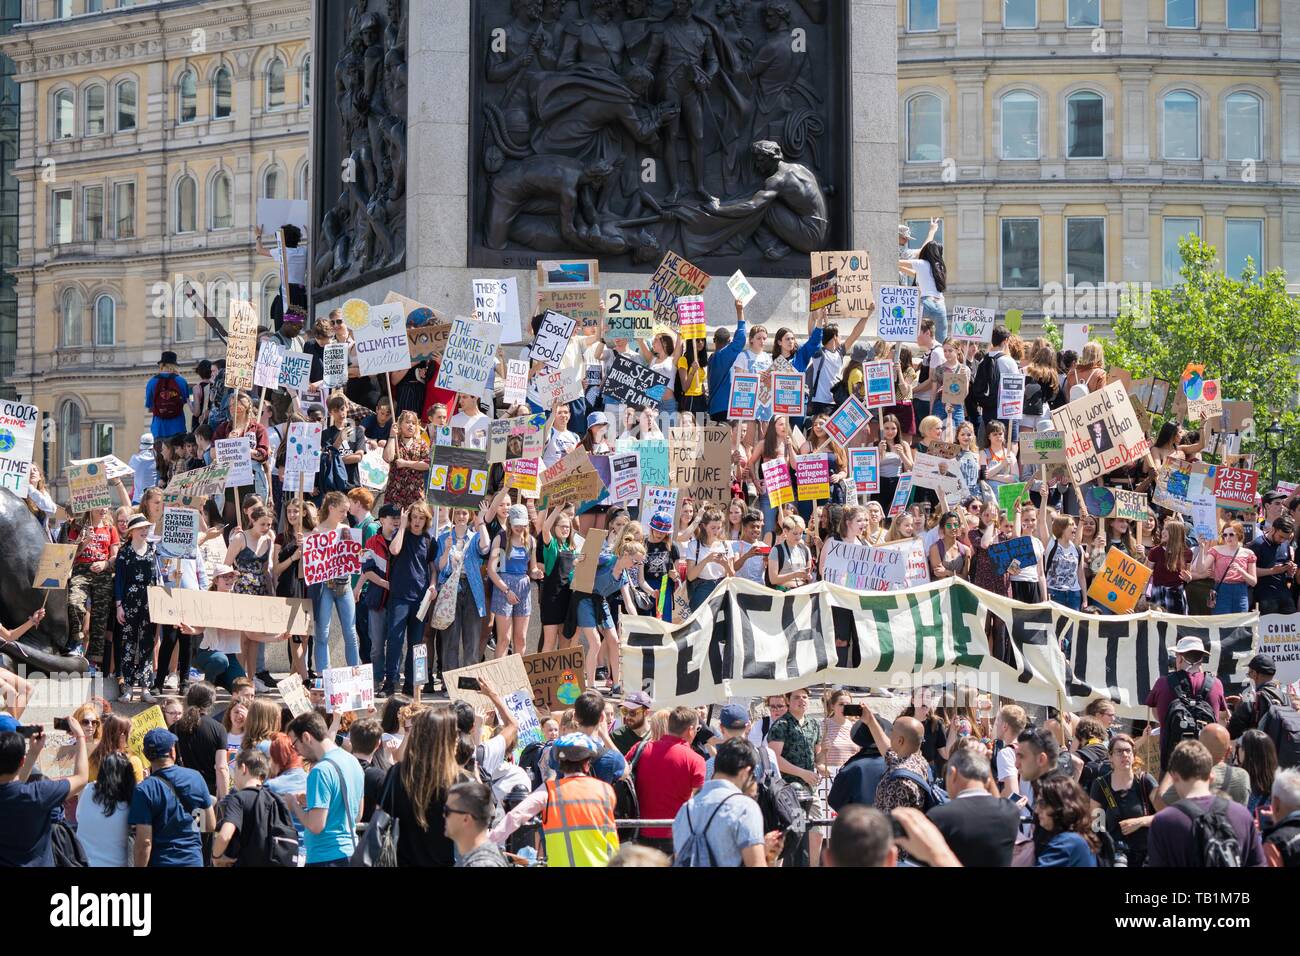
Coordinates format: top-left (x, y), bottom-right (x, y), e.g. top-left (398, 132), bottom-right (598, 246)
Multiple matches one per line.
top-left (158, 508), bottom-right (200, 560)
top-left (810, 251), bottom-right (873, 318)
top-left (1113, 489), bottom-right (1152, 522)
top-left (998, 372), bottom-right (1025, 420)
top-left (998, 481), bottom-right (1030, 518)
top-left (285, 421), bottom-right (323, 476)
top-left (66, 461), bottom-right (111, 513)
top-left (888, 474), bottom-right (913, 517)
top-left (1179, 364), bottom-right (1222, 422)
top-left (1087, 548), bottom-right (1153, 615)
top-left (69, 454), bottom-right (132, 482)
top-left (762, 458), bottom-right (793, 509)
top-left (444, 654), bottom-right (533, 714)
top-left (876, 285), bottom-right (921, 341)
top-left (541, 448), bottom-right (604, 509)
top-left (820, 538), bottom-right (928, 591)
top-left (214, 438), bottom-right (253, 488)
top-left (795, 454), bottom-right (830, 501)
top-left (940, 366), bottom-right (969, 405)
top-left (728, 372), bottom-right (760, 420)
top-left (127, 706), bottom-right (167, 760)
top-left (428, 445), bottom-right (491, 508)
top-left (148, 586), bottom-right (313, 635)
top-left (911, 453), bottom-right (960, 497)
top-left (1050, 381), bottom-right (1153, 485)
top-left (277, 674), bottom-right (314, 718)
top-left (641, 486), bottom-right (678, 525)
top-left (810, 269), bottom-right (838, 311)
top-left (675, 296), bottom-right (707, 340)
top-left (1147, 379), bottom-right (1171, 415)
top-left (34, 731), bottom-right (79, 779)
top-left (609, 452), bottom-right (641, 505)
top-left (436, 315), bottom-right (501, 398)
top-left (606, 351), bottom-right (669, 410)
top-left (384, 291), bottom-right (448, 363)
top-left (950, 306), bottom-right (995, 343)
top-left (160, 462), bottom-right (230, 509)
top-left (727, 270), bottom-right (757, 306)
top-left (0, 400), bottom-right (38, 497)
top-left (669, 425), bottom-right (731, 506)
top-left (1260, 615), bottom-right (1300, 687)
top-left (864, 360), bottom-right (894, 408)
top-left (604, 289), bottom-right (655, 342)
top-left (850, 448), bottom-right (880, 495)
top-left (772, 373), bottom-right (804, 416)
top-left (283, 471), bottom-right (316, 495)
top-left (1024, 430), bottom-right (1067, 465)
top-left (223, 300), bottom-right (259, 390)
top-left (1082, 483), bottom-right (1116, 518)
top-left (488, 413), bottom-right (545, 464)
top-left (523, 647), bottom-right (586, 711)
top-left (32, 543), bottom-right (79, 590)
top-left (989, 536), bottom-right (1038, 577)
top-left (254, 341), bottom-right (284, 389)
top-left (348, 300), bottom-right (410, 376)
top-left (570, 529), bottom-right (608, 594)
top-left (529, 310), bottom-right (576, 370)
top-left (302, 527), bottom-right (362, 585)
top-left (825, 396), bottom-right (871, 448)
top-left (323, 664), bottom-right (374, 714)
top-left (322, 342), bottom-right (349, 388)
top-left (503, 690), bottom-right (545, 749)
top-left (412, 645), bottom-right (428, 687)
top-left (650, 250), bottom-right (711, 329)
top-left (527, 364), bottom-right (583, 408)
top-left (504, 456), bottom-right (540, 498)
top-left (1214, 466), bottom-right (1258, 510)
top-left (278, 351), bottom-right (313, 392)
top-left (472, 276), bottom-right (524, 344)
top-left (927, 440), bottom-right (960, 460)
top-left (536, 259), bottom-right (601, 335)
top-left (359, 448), bottom-right (389, 491)
top-left (624, 437), bottom-right (669, 489)
top-left (504, 359), bottom-right (528, 405)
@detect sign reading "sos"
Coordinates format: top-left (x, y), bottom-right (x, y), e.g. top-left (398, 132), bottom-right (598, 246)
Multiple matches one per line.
top-left (427, 445), bottom-right (490, 508)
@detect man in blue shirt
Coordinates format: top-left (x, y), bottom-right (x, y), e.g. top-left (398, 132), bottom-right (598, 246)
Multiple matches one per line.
top-left (0, 713), bottom-right (89, 867)
top-left (128, 728), bottom-right (214, 867)
top-left (672, 737), bottom-right (771, 866)
top-left (707, 299), bottom-right (747, 423)
top-left (286, 711), bottom-right (365, 866)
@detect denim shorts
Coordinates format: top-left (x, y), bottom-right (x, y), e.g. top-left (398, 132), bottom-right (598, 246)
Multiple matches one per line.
top-left (490, 572), bottom-right (532, 618)
top-left (576, 594), bottom-right (613, 630)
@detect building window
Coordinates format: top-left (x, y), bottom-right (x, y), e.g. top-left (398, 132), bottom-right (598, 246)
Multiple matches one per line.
top-left (93, 423), bottom-right (114, 458)
top-left (905, 218), bottom-right (944, 253)
top-left (1166, 0), bottom-right (1196, 28)
top-left (53, 189), bottom-right (73, 244)
top-left (1001, 218), bottom-right (1040, 289)
top-left (905, 93), bottom-right (942, 162)
top-left (261, 281), bottom-right (278, 330)
top-left (61, 289), bottom-right (83, 346)
top-left (56, 0), bottom-right (71, 18)
top-left (908, 0), bottom-right (938, 32)
top-left (60, 402), bottom-right (81, 465)
top-left (53, 89), bottom-right (74, 139)
top-left (1225, 219), bottom-right (1263, 279)
top-left (301, 56), bottom-right (311, 106)
top-left (1066, 91), bottom-right (1103, 158)
top-left (1065, 217), bottom-right (1105, 286)
top-left (1227, 0), bottom-right (1257, 30)
top-left (1000, 91), bottom-right (1039, 160)
top-left (1224, 92), bottom-right (1262, 162)
top-left (113, 182), bottom-right (135, 238)
top-left (211, 171), bottom-right (233, 229)
top-left (83, 185), bottom-right (103, 242)
top-left (84, 84), bottom-right (105, 136)
top-left (1162, 218), bottom-right (1201, 286)
top-left (297, 164), bottom-right (309, 200)
top-left (1162, 91), bottom-right (1200, 160)
top-left (115, 79), bottom-right (136, 132)
top-left (266, 58), bottom-right (285, 110)
top-left (175, 280), bottom-right (196, 342)
top-left (87, 0), bottom-right (102, 12)
top-left (1066, 0), bottom-right (1099, 26)
top-left (1004, 0), bottom-right (1036, 29)
top-left (175, 175), bottom-right (196, 233)
top-left (263, 165), bottom-right (285, 199)
top-left (214, 67), bottom-right (232, 118)
top-left (210, 280), bottom-right (230, 341)
top-left (178, 69), bottom-right (197, 123)
top-left (94, 294), bottom-right (114, 346)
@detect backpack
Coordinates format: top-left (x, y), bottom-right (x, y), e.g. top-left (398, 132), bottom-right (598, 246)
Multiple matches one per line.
top-left (1257, 689), bottom-right (1300, 769)
top-left (50, 820), bottom-right (88, 868)
top-left (673, 792), bottom-right (741, 868)
top-left (1161, 671), bottom-right (1218, 766)
top-left (152, 374), bottom-right (185, 419)
top-left (1076, 744), bottom-right (1111, 793)
top-left (612, 742), bottom-right (646, 843)
top-left (755, 745), bottom-right (806, 840)
top-left (240, 788), bottom-right (300, 867)
top-left (518, 741), bottom-right (546, 791)
top-left (1173, 795), bottom-right (1243, 867)
top-left (882, 766), bottom-right (950, 812)
top-left (805, 349), bottom-right (848, 409)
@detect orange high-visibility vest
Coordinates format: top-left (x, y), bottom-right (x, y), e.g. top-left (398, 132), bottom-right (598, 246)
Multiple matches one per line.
top-left (542, 774), bottom-right (620, 867)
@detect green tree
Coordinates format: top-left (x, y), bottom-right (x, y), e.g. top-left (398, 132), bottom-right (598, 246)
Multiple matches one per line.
top-left (1103, 235), bottom-right (1300, 484)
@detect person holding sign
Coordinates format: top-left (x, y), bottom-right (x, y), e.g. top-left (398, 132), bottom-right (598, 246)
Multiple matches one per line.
top-left (433, 503), bottom-right (494, 672)
top-left (64, 507), bottom-right (120, 665)
top-left (928, 511), bottom-right (971, 582)
top-left (748, 416), bottom-right (799, 536)
top-left (382, 411), bottom-right (431, 511)
top-left (1189, 521), bottom-right (1257, 614)
top-left (637, 331), bottom-right (683, 422)
top-left (875, 415), bottom-right (914, 515)
top-left (214, 392), bottom-right (271, 504)
top-left (979, 422), bottom-right (1018, 494)
top-left (488, 505), bottom-right (544, 662)
top-left (384, 502), bottom-right (437, 697)
top-left (223, 506), bottom-right (277, 690)
top-left (113, 515), bottom-right (160, 701)
top-left (1039, 511), bottom-right (1088, 612)
top-left (307, 493), bottom-right (362, 673)
top-left (805, 305), bottom-right (874, 417)
top-left (0, 607), bottom-right (46, 646)
top-left (683, 507), bottom-right (734, 611)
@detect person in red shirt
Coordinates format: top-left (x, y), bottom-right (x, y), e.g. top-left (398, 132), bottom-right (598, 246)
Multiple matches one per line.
top-left (65, 508), bottom-right (121, 669)
top-left (632, 705), bottom-right (706, 857)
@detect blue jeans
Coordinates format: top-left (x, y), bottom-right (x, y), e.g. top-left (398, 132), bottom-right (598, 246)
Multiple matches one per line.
top-left (935, 401), bottom-right (965, 429)
top-left (688, 577), bottom-right (722, 611)
top-left (193, 648), bottom-right (245, 690)
top-left (385, 599), bottom-right (424, 685)
top-left (922, 296), bottom-right (947, 343)
top-left (311, 584), bottom-right (360, 671)
top-left (1214, 581), bottom-right (1249, 614)
top-left (1050, 588), bottom-right (1081, 610)
top-left (366, 608), bottom-right (388, 683)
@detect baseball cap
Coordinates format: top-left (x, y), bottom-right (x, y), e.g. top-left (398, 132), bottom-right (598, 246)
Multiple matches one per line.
top-left (508, 504), bottom-right (529, 527)
top-left (587, 412), bottom-right (609, 430)
top-left (719, 703), bottom-right (750, 730)
top-left (1174, 636), bottom-right (1206, 655)
top-left (622, 690), bottom-right (653, 710)
top-left (0, 714), bottom-right (20, 734)
top-left (1247, 654), bottom-right (1277, 676)
top-left (142, 728), bottom-right (178, 760)
top-left (648, 512), bottom-right (673, 535)
top-left (378, 503), bottom-right (402, 519)
top-left (898, 224), bottom-right (913, 240)
top-left (553, 732), bottom-right (600, 762)
top-left (139, 432), bottom-right (155, 448)
top-left (1262, 490), bottom-right (1288, 504)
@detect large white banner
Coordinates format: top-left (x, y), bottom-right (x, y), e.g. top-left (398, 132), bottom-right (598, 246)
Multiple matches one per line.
top-left (620, 577), bottom-right (1257, 714)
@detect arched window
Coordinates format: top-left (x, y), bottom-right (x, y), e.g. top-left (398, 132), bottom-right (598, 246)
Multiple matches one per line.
top-left (60, 402), bottom-right (82, 465)
top-left (905, 93), bottom-right (942, 162)
top-left (211, 171), bottom-right (233, 229)
top-left (297, 163), bottom-right (309, 200)
top-left (1162, 91), bottom-right (1200, 160)
top-left (178, 69), bottom-right (197, 123)
top-left (61, 288), bottom-right (83, 346)
top-left (114, 79), bottom-right (136, 131)
top-left (84, 84), bottom-right (105, 136)
top-left (301, 56), bottom-right (311, 107)
top-left (1066, 91), bottom-right (1103, 158)
top-left (262, 165), bottom-right (285, 200)
top-left (175, 174), bottom-right (197, 233)
top-left (266, 58), bottom-right (285, 110)
top-left (214, 66), bottom-right (232, 119)
top-left (210, 280), bottom-right (231, 341)
top-left (261, 280), bottom-right (278, 327)
top-left (1000, 91), bottom-right (1039, 159)
top-left (1224, 92), bottom-right (1262, 162)
top-left (94, 294), bottom-right (115, 346)
top-left (53, 89), bottom-right (74, 139)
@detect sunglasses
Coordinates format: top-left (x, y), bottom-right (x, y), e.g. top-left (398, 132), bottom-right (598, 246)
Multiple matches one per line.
top-left (442, 806), bottom-right (475, 819)
top-left (81, 718), bottom-right (100, 728)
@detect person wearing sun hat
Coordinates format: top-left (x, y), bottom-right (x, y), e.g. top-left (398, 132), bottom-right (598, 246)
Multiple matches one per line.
top-left (145, 350), bottom-right (193, 440)
top-left (115, 514), bottom-right (161, 701)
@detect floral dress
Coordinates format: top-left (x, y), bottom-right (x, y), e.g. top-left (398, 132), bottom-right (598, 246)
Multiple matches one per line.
top-left (232, 534), bottom-right (271, 596)
top-left (385, 434), bottom-right (430, 510)
top-left (115, 542), bottom-right (158, 689)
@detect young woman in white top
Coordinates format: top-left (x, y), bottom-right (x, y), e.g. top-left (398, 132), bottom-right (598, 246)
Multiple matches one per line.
top-left (1041, 510), bottom-right (1087, 611)
top-left (541, 403), bottom-right (580, 469)
top-left (1006, 503), bottom-right (1048, 604)
top-left (75, 751), bottom-right (136, 867)
top-left (638, 331), bottom-right (683, 423)
top-left (684, 506), bottom-right (734, 611)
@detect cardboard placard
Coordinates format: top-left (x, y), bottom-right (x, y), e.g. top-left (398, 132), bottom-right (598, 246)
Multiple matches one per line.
top-left (820, 538), bottom-right (928, 590)
top-left (158, 508), bottom-right (200, 560)
top-left (1214, 466), bottom-right (1258, 510)
top-left (383, 291), bottom-right (449, 363)
top-left (850, 448), bottom-right (879, 495)
top-left (537, 287), bottom-right (601, 338)
top-left (437, 315), bottom-right (501, 399)
top-left (33, 543), bottom-right (79, 590)
top-left (911, 453), bottom-right (961, 496)
top-left (876, 285), bottom-right (921, 341)
top-left (1112, 488), bottom-right (1152, 522)
top-left (940, 366), bottom-right (970, 405)
top-left (1087, 548), bottom-right (1153, 615)
top-left (504, 456), bottom-right (541, 497)
top-left (348, 300), bottom-right (411, 376)
top-left (302, 527), bottom-right (362, 586)
top-left (810, 269), bottom-right (838, 311)
top-left (359, 448), bottom-right (390, 491)
top-left (606, 351), bottom-right (669, 410)
top-left (795, 454), bottom-right (829, 501)
top-left (569, 529), bottom-right (608, 595)
top-left (285, 421), bottom-right (323, 476)
top-left (68, 453), bottom-right (132, 482)
top-left (527, 365), bottom-right (584, 408)
top-left (988, 535), bottom-right (1037, 577)
top-left (1024, 430), bottom-right (1067, 465)
top-left (727, 270), bottom-right (757, 306)
top-left (529, 310), bottom-right (577, 370)
top-left (541, 447), bottom-right (604, 509)
top-left (488, 413), bottom-right (545, 465)
top-left (668, 425), bottom-right (732, 506)
top-left (998, 372), bottom-right (1026, 420)
top-left (1050, 381), bottom-right (1153, 486)
top-left (443, 654), bottom-right (533, 715)
top-left (926, 440), bottom-right (960, 460)
top-left (623, 437), bottom-right (669, 489)
top-left (810, 250), bottom-right (873, 318)
top-left (728, 372), bottom-right (760, 420)
top-left (277, 673), bottom-right (314, 718)
top-left (523, 647), bottom-right (586, 712)
top-left (1179, 364), bottom-right (1222, 422)
top-left (650, 250), bottom-right (711, 329)
top-left (66, 460), bottom-right (111, 513)
top-left (323, 664), bottom-right (374, 714)
top-left (504, 359), bottom-right (529, 405)
top-left (997, 481), bottom-right (1030, 518)
top-left (604, 289), bottom-right (655, 342)
top-left (762, 458), bottom-right (794, 509)
top-left (127, 706), bottom-right (167, 760)
top-left (864, 360), bottom-right (894, 408)
top-left (641, 486), bottom-right (678, 525)
top-left (160, 462), bottom-right (230, 510)
top-left (428, 445), bottom-right (491, 508)
top-left (278, 351), bottom-right (314, 392)
top-left (1082, 483), bottom-right (1117, 518)
top-left (254, 341), bottom-right (284, 389)
top-left (322, 342), bottom-right (349, 389)
top-left (223, 300), bottom-right (259, 390)
top-left (772, 373), bottom-right (804, 416)
top-left (214, 438), bottom-right (254, 488)
top-left (472, 276), bottom-right (525, 345)
top-left (950, 306), bottom-right (995, 343)
top-left (825, 396), bottom-right (871, 448)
